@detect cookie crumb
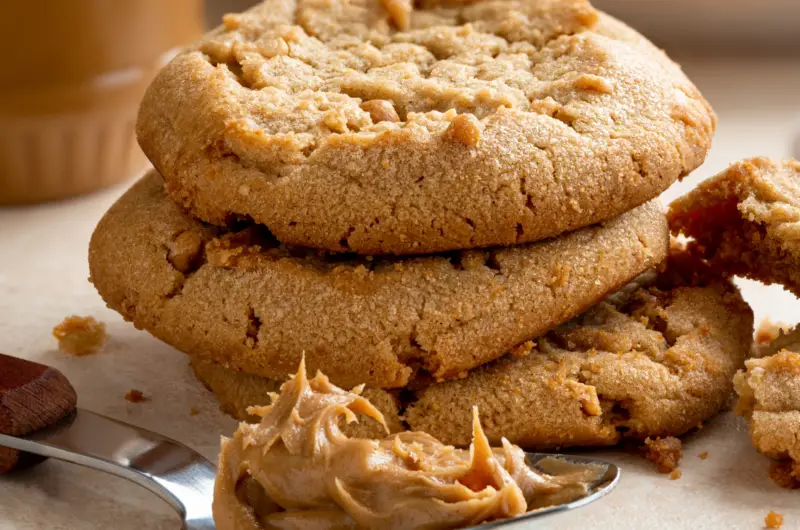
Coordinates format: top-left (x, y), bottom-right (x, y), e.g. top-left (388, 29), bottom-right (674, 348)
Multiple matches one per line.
top-left (53, 316), bottom-right (107, 356)
top-left (668, 469), bottom-right (682, 480)
top-left (643, 436), bottom-right (682, 473)
top-left (698, 451), bottom-right (709, 460)
top-left (765, 511), bottom-right (784, 529)
top-left (166, 230), bottom-right (205, 273)
top-left (125, 390), bottom-right (147, 403)
top-left (190, 407), bottom-right (200, 416)
top-left (360, 99), bottom-right (399, 123)
top-left (447, 114), bottom-right (482, 148)
top-left (573, 74), bottom-right (614, 94)
top-left (510, 340), bottom-right (534, 359)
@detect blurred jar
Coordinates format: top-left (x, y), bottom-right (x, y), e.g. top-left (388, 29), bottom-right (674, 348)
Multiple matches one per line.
top-left (206, 0), bottom-right (259, 26)
top-left (0, 0), bottom-right (203, 205)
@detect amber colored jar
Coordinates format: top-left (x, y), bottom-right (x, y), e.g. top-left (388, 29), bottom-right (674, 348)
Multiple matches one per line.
top-left (0, 0), bottom-right (203, 204)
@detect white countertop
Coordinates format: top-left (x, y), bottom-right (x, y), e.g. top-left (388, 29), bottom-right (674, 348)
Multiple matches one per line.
top-left (1, 57), bottom-right (799, 529)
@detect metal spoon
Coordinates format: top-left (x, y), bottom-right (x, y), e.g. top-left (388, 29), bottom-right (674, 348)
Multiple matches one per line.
top-left (472, 453), bottom-right (620, 528)
top-left (0, 353), bottom-right (619, 529)
top-left (0, 409), bottom-right (619, 530)
top-left (0, 408), bottom-right (216, 530)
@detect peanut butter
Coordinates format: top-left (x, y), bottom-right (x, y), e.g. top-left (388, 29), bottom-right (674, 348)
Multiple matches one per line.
top-left (0, 1), bottom-right (203, 204)
top-left (214, 359), bottom-right (600, 530)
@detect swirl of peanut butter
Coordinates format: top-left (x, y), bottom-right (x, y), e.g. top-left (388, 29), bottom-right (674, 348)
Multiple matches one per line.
top-left (213, 358), bottom-right (596, 530)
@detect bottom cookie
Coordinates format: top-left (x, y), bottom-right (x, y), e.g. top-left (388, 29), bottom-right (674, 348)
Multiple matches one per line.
top-left (193, 253), bottom-right (753, 449)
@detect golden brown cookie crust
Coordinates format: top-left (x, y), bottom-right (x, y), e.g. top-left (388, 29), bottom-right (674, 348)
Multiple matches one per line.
top-left (137, 0), bottom-right (714, 255)
top-left (669, 157), bottom-right (800, 296)
top-left (89, 171), bottom-right (667, 389)
top-left (192, 256), bottom-right (753, 449)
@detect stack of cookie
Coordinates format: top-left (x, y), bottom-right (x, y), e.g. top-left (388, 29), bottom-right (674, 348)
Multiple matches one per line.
top-left (89, 0), bottom-right (754, 448)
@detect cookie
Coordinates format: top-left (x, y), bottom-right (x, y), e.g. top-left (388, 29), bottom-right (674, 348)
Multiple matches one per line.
top-left (137, 0), bottom-right (713, 255)
top-left (89, 171), bottom-right (667, 389)
top-left (191, 253), bottom-right (753, 449)
top-left (734, 351), bottom-right (800, 487)
top-left (669, 157), bottom-right (800, 297)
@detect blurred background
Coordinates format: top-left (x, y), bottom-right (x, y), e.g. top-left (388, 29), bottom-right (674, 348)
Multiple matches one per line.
top-left (208, 0), bottom-right (800, 56)
top-left (0, 0), bottom-right (798, 205)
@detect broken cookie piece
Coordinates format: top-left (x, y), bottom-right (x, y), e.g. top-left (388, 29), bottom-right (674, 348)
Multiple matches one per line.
top-left (734, 351), bottom-right (800, 489)
top-left (669, 157), bottom-right (800, 296)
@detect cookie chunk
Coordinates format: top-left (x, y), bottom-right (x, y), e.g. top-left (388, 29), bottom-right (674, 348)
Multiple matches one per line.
top-left (138, 0), bottom-right (713, 255)
top-left (643, 436), bottom-right (682, 473)
top-left (89, 171), bottom-right (667, 389)
top-left (734, 351), bottom-right (800, 488)
top-left (192, 253), bottom-right (752, 449)
top-left (669, 157), bottom-right (800, 296)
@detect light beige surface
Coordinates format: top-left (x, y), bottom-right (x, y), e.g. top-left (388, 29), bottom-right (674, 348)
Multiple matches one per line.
top-left (1, 57), bottom-right (800, 529)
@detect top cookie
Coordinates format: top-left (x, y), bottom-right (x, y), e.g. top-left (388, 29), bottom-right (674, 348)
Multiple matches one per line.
top-left (138, 0), bottom-right (714, 255)
top-left (669, 158), bottom-right (800, 297)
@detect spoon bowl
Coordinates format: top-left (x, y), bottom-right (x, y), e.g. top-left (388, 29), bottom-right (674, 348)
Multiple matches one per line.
top-left (469, 453), bottom-right (620, 528)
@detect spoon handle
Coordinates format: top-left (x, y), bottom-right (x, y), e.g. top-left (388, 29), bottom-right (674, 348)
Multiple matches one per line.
top-left (0, 354), bottom-right (217, 529)
top-left (0, 352), bottom-right (77, 472)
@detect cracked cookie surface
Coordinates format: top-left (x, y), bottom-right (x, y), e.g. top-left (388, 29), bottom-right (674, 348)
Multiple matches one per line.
top-left (669, 157), bottom-right (800, 296)
top-left (89, 170), bottom-right (667, 388)
top-left (137, 0), bottom-right (714, 255)
top-left (190, 252), bottom-right (752, 449)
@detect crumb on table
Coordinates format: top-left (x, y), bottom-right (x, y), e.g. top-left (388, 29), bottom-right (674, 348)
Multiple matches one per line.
top-left (644, 436), bottom-right (683, 473)
top-left (765, 510), bottom-right (784, 529)
top-left (190, 407), bottom-right (200, 416)
top-left (125, 389), bottom-right (147, 403)
top-left (669, 469), bottom-right (682, 480)
top-left (698, 451), bottom-right (709, 460)
top-left (52, 315), bottom-right (107, 356)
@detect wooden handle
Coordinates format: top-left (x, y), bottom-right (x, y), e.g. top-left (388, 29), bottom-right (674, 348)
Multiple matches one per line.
top-left (0, 353), bottom-right (77, 473)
